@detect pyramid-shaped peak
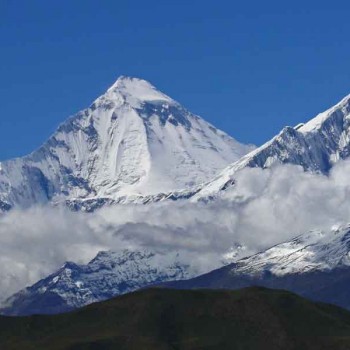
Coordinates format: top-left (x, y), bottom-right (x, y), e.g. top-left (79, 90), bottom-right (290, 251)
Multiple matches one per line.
top-left (109, 75), bottom-right (150, 89)
top-left (106, 76), bottom-right (174, 105)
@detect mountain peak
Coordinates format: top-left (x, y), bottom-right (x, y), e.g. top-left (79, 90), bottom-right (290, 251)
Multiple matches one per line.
top-left (106, 76), bottom-right (173, 107)
top-left (0, 76), bottom-right (254, 209)
top-left (108, 75), bottom-right (149, 90)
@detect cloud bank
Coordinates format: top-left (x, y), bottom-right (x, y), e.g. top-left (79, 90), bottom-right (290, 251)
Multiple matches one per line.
top-left (1, 160), bottom-right (350, 299)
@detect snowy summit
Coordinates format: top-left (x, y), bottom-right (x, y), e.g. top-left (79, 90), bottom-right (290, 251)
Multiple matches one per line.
top-left (0, 76), bottom-right (254, 210)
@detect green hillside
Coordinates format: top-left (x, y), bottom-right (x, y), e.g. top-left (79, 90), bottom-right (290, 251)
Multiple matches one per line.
top-left (2, 287), bottom-right (350, 350)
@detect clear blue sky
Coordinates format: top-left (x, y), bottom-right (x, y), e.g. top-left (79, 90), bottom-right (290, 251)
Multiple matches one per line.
top-left (1, 0), bottom-right (350, 159)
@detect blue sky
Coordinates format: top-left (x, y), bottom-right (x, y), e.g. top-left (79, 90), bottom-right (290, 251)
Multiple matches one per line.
top-left (1, 0), bottom-right (350, 159)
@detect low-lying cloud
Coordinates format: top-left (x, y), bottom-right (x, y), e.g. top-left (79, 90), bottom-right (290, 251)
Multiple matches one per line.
top-left (1, 159), bottom-right (350, 300)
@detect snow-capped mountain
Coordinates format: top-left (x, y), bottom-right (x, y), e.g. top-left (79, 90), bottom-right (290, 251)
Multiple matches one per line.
top-left (165, 224), bottom-right (350, 310)
top-left (193, 94), bottom-right (350, 199)
top-left (1, 249), bottom-right (193, 316)
top-left (226, 224), bottom-right (350, 276)
top-left (0, 76), bottom-right (254, 210)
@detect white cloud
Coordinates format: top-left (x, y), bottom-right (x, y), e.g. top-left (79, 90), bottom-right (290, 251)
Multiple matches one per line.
top-left (1, 160), bottom-right (350, 300)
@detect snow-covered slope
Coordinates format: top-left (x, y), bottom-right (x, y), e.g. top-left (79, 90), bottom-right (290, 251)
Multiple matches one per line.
top-left (193, 94), bottom-right (350, 199)
top-left (1, 249), bottom-right (193, 315)
top-left (231, 224), bottom-right (350, 277)
top-left (187, 224), bottom-right (350, 281)
top-left (0, 76), bottom-right (254, 210)
top-left (164, 224), bottom-right (350, 310)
